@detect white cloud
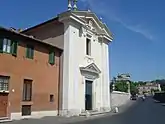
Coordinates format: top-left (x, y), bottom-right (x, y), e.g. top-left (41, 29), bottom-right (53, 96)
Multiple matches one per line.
top-left (124, 24), bottom-right (154, 40)
top-left (115, 18), bottom-right (154, 40)
top-left (79, 0), bottom-right (154, 41)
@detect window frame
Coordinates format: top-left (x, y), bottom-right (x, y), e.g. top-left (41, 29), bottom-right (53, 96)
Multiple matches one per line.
top-left (26, 45), bottom-right (34, 59)
top-left (0, 76), bottom-right (9, 91)
top-left (86, 38), bottom-right (91, 56)
top-left (11, 40), bottom-right (18, 56)
top-left (22, 79), bottom-right (32, 101)
top-left (2, 38), bottom-right (12, 54)
top-left (22, 105), bottom-right (31, 116)
top-left (49, 94), bottom-right (54, 102)
top-left (0, 37), bottom-right (18, 56)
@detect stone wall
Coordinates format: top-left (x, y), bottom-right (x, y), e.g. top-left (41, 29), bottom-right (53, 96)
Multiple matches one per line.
top-left (110, 91), bottom-right (131, 107)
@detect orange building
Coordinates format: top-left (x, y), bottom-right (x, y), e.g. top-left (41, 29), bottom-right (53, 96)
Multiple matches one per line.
top-left (0, 27), bottom-right (62, 120)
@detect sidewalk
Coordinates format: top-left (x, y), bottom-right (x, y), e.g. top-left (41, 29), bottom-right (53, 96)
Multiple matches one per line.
top-left (5, 101), bottom-right (136, 124)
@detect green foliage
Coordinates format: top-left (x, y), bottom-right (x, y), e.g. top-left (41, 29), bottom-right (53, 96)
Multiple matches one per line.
top-left (115, 81), bottom-right (128, 92)
top-left (114, 81), bottom-right (138, 93)
top-left (137, 81), bottom-right (146, 86)
top-left (130, 82), bottom-right (139, 94)
top-left (161, 84), bottom-right (165, 91)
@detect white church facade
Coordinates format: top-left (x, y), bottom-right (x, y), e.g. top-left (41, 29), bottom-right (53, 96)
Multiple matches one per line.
top-left (59, 10), bottom-right (113, 115)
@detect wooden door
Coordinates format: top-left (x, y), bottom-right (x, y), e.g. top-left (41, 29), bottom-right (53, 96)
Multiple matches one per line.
top-left (0, 93), bottom-right (8, 117)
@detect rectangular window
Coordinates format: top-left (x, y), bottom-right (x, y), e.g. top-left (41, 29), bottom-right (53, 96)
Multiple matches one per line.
top-left (50, 94), bottom-right (54, 102)
top-left (22, 105), bottom-right (31, 116)
top-left (22, 79), bottom-right (32, 101)
top-left (86, 38), bottom-right (91, 55)
top-left (49, 51), bottom-right (55, 65)
top-left (3, 38), bottom-right (11, 53)
top-left (26, 45), bottom-right (34, 59)
top-left (0, 38), bottom-right (18, 55)
top-left (0, 76), bottom-right (9, 91)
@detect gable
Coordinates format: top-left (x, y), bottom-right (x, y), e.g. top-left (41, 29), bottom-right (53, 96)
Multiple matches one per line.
top-left (71, 11), bottom-right (113, 40)
top-left (80, 63), bottom-right (101, 74)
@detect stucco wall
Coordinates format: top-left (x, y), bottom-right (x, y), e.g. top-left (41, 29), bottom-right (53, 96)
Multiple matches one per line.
top-left (23, 22), bottom-right (64, 50)
top-left (61, 19), bottom-right (110, 115)
top-left (62, 22), bottom-right (104, 111)
top-left (111, 91), bottom-right (131, 107)
top-left (0, 32), bottom-right (61, 119)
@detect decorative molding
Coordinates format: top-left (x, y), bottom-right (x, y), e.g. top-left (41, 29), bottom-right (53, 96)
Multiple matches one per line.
top-left (82, 72), bottom-right (99, 80)
top-left (68, 0), bottom-right (72, 10)
top-left (79, 26), bottom-right (86, 37)
top-left (89, 20), bottom-right (93, 27)
top-left (84, 55), bottom-right (94, 63)
top-left (80, 63), bottom-right (101, 74)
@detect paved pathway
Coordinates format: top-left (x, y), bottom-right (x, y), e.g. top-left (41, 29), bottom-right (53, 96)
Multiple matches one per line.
top-left (4, 100), bottom-right (135, 124)
top-left (6, 97), bottom-right (164, 124)
top-left (71, 97), bottom-right (165, 124)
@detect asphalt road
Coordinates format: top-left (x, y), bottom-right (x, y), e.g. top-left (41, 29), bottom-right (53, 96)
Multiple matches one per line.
top-left (72, 97), bottom-right (165, 124)
top-left (5, 97), bottom-right (165, 124)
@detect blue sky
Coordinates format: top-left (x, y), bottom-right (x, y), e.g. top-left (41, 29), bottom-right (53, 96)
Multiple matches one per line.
top-left (0, 0), bottom-right (165, 81)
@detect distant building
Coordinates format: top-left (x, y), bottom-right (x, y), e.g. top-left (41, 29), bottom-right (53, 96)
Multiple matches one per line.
top-left (138, 83), bottom-right (161, 94)
top-left (116, 73), bottom-right (131, 81)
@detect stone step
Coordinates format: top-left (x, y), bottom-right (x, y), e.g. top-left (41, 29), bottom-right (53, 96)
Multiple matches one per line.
top-left (0, 117), bottom-right (12, 123)
top-left (88, 110), bottom-right (98, 113)
top-left (80, 110), bottom-right (110, 117)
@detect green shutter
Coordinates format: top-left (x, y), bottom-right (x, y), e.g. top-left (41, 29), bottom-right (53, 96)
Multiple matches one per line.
top-left (11, 41), bottom-right (18, 56)
top-left (31, 47), bottom-right (34, 59)
top-left (26, 45), bottom-right (34, 59)
top-left (26, 47), bottom-right (29, 58)
top-left (49, 51), bottom-right (55, 65)
top-left (0, 38), bottom-right (3, 53)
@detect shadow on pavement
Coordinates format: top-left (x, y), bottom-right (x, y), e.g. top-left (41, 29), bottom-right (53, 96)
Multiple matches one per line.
top-left (68, 100), bottom-right (140, 124)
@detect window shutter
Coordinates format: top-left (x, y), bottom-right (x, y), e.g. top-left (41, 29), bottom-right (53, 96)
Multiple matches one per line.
top-left (26, 47), bottom-right (29, 58)
top-left (11, 41), bottom-right (18, 56)
top-left (31, 47), bottom-right (34, 59)
top-left (0, 38), bottom-right (3, 53)
top-left (26, 45), bottom-right (34, 59)
top-left (49, 51), bottom-right (55, 65)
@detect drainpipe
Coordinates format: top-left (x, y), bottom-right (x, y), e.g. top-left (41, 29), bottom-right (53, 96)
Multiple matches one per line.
top-left (57, 51), bottom-right (63, 116)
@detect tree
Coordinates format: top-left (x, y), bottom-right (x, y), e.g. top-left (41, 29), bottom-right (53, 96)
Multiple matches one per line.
top-left (115, 81), bottom-right (128, 92)
top-left (137, 81), bottom-right (146, 86)
top-left (161, 84), bottom-right (165, 91)
top-left (130, 82), bottom-right (138, 94)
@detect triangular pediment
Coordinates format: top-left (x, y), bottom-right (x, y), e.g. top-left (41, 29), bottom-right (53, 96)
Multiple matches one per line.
top-left (58, 11), bottom-right (113, 41)
top-left (80, 63), bottom-right (101, 74)
top-left (71, 11), bottom-right (113, 40)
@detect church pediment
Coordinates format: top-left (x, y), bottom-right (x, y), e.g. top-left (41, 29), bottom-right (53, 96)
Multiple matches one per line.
top-left (58, 11), bottom-right (113, 41)
top-left (71, 11), bottom-right (113, 41)
top-left (80, 63), bottom-right (101, 74)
